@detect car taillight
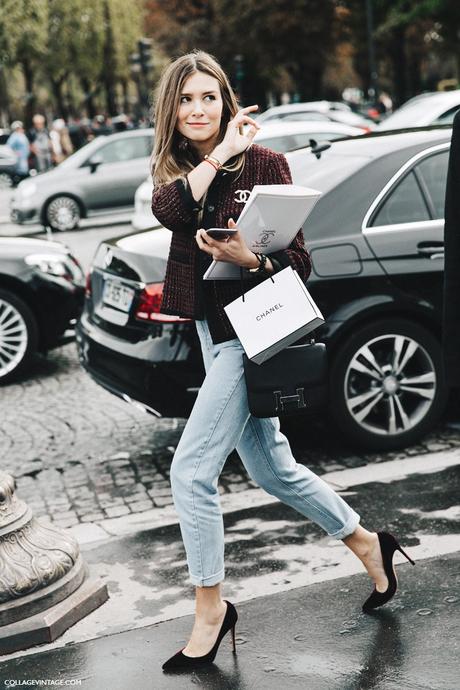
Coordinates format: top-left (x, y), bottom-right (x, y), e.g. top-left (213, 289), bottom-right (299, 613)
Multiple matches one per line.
top-left (85, 271), bottom-right (92, 296)
top-left (134, 283), bottom-right (192, 323)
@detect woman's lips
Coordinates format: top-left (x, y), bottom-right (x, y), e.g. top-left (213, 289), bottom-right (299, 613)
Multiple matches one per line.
top-left (187, 122), bottom-right (209, 126)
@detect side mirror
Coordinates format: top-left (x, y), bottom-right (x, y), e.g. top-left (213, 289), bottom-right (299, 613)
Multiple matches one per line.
top-left (88, 154), bottom-right (103, 173)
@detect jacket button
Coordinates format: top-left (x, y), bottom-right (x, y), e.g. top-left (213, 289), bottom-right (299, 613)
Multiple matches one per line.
top-left (207, 205), bottom-right (215, 212)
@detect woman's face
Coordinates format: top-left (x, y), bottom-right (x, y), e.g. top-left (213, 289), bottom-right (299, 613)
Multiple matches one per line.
top-left (176, 71), bottom-right (224, 151)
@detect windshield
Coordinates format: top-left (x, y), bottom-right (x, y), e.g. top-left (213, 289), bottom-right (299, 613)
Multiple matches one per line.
top-left (376, 99), bottom-right (436, 129)
top-left (57, 137), bottom-right (106, 170)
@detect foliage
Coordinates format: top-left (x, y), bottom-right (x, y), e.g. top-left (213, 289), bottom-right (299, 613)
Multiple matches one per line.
top-left (0, 0), bottom-right (143, 120)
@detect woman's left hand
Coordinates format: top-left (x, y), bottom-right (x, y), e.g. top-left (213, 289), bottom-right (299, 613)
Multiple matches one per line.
top-left (195, 218), bottom-right (256, 269)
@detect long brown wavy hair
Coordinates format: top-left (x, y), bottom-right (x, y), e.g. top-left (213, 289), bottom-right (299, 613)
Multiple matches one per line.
top-left (151, 50), bottom-right (246, 186)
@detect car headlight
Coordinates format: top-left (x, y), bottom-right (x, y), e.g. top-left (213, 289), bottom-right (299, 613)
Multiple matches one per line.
top-left (25, 252), bottom-right (85, 286)
top-left (18, 180), bottom-right (37, 197)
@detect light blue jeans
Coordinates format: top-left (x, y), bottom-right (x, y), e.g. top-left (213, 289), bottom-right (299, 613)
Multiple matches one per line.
top-left (169, 318), bottom-right (361, 587)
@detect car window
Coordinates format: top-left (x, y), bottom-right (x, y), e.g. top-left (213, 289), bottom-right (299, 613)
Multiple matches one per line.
top-left (415, 150), bottom-right (449, 218)
top-left (371, 171), bottom-right (430, 226)
top-left (433, 105), bottom-right (460, 125)
top-left (96, 136), bottom-right (152, 164)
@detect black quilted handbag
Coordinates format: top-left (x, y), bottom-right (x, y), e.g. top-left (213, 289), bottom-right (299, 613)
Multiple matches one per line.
top-left (243, 339), bottom-right (328, 418)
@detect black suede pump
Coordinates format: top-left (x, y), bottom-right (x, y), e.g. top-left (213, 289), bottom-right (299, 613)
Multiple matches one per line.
top-left (162, 600), bottom-right (238, 671)
top-left (362, 531), bottom-right (415, 612)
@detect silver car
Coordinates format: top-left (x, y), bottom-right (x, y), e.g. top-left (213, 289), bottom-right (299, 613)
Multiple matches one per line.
top-left (376, 90), bottom-right (460, 130)
top-left (10, 128), bottom-right (154, 231)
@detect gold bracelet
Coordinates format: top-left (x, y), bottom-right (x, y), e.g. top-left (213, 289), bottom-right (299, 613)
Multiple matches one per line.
top-left (204, 154), bottom-right (222, 170)
top-left (203, 158), bottom-right (219, 172)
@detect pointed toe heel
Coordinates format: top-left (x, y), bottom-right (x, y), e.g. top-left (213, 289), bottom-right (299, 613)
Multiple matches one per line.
top-left (162, 600), bottom-right (238, 671)
top-left (362, 531), bottom-right (415, 613)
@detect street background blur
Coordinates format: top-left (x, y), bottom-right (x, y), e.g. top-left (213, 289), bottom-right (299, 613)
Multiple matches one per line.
top-left (1, 1), bottom-right (460, 135)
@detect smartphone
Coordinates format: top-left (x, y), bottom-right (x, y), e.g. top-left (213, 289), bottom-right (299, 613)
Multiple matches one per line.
top-left (206, 228), bottom-right (238, 240)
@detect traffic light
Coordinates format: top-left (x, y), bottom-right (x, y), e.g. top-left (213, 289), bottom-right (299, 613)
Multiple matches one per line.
top-left (138, 38), bottom-right (153, 76)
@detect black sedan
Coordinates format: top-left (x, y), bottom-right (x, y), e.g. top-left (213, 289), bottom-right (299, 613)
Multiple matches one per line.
top-left (0, 237), bottom-right (85, 383)
top-left (76, 126), bottom-right (452, 451)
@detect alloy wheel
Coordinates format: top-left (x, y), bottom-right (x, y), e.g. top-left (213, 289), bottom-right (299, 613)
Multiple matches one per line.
top-left (46, 196), bottom-right (81, 231)
top-left (0, 298), bottom-right (28, 378)
top-left (344, 333), bottom-right (436, 437)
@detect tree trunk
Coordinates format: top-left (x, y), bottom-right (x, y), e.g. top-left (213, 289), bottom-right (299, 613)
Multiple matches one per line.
top-left (50, 77), bottom-right (69, 119)
top-left (102, 0), bottom-right (118, 115)
top-left (80, 77), bottom-right (97, 119)
top-left (121, 78), bottom-right (130, 114)
top-left (0, 66), bottom-right (11, 126)
top-left (21, 58), bottom-right (36, 127)
top-left (390, 26), bottom-right (407, 108)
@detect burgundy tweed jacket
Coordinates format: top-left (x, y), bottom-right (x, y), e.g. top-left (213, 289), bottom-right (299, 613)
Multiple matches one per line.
top-left (151, 143), bottom-right (312, 344)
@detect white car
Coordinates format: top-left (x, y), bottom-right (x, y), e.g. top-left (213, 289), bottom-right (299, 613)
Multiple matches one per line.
top-left (255, 100), bottom-right (375, 131)
top-left (376, 90), bottom-right (460, 130)
top-left (131, 120), bottom-right (364, 231)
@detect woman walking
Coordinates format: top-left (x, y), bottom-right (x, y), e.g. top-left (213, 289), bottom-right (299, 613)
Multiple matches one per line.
top-left (150, 50), bottom-right (415, 672)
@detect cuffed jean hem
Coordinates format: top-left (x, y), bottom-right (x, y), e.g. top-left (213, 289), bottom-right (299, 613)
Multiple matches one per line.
top-left (328, 512), bottom-right (361, 540)
top-left (189, 568), bottom-right (225, 587)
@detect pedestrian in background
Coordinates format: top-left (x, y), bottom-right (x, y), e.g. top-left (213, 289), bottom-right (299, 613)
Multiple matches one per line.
top-left (6, 120), bottom-right (30, 184)
top-left (443, 109), bottom-right (460, 389)
top-left (151, 50), bottom-right (415, 672)
top-left (28, 114), bottom-right (52, 173)
top-left (50, 118), bottom-right (74, 165)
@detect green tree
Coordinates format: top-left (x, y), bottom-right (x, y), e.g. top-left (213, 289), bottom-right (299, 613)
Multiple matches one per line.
top-left (0, 0), bottom-right (48, 123)
top-left (340, 0), bottom-right (460, 105)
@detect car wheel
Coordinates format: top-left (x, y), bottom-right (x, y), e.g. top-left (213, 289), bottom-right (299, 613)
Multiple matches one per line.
top-left (0, 289), bottom-right (39, 384)
top-left (45, 195), bottom-right (81, 231)
top-left (0, 172), bottom-right (13, 189)
top-left (329, 318), bottom-right (448, 451)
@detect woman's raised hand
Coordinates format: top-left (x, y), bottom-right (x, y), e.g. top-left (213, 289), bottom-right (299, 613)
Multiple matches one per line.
top-left (214, 105), bottom-right (260, 160)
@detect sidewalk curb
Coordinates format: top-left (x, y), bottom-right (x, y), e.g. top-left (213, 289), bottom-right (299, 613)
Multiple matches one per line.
top-left (69, 446), bottom-right (460, 548)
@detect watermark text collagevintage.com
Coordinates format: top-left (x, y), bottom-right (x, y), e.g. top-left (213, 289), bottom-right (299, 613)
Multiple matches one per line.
top-left (4, 681), bottom-right (82, 687)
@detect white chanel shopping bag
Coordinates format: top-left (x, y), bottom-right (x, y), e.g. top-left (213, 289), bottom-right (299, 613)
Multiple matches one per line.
top-left (224, 266), bottom-right (325, 364)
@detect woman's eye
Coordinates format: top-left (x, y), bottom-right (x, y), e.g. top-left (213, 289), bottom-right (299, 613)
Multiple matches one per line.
top-left (179, 94), bottom-right (216, 104)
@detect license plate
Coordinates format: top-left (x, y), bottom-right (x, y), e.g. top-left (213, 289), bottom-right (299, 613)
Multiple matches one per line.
top-left (102, 279), bottom-right (135, 312)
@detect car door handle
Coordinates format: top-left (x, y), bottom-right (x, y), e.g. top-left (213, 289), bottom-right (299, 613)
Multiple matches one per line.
top-left (417, 241), bottom-right (444, 259)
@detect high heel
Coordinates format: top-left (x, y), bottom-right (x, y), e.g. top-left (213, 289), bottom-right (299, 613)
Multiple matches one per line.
top-left (162, 600), bottom-right (238, 671)
top-left (362, 531), bottom-right (415, 613)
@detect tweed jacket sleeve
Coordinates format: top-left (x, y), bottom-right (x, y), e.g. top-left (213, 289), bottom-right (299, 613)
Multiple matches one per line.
top-left (151, 177), bottom-right (201, 233)
top-left (264, 151), bottom-right (312, 283)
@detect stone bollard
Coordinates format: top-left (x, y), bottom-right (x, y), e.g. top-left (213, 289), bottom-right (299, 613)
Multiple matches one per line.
top-left (0, 470), bottom-right (109, 655)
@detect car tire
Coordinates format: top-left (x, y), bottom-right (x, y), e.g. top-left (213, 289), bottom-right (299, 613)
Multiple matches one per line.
top-left (45, 195), bottom-right (81, 232)
top-left (329, 318), bottom-right (448, 451)
top-left (0, 289), bottom-right (39, 384)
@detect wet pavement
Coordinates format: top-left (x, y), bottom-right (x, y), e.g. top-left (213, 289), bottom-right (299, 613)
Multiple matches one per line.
top-left (0, 454), bottom-right (458, 689)
top-left (1, 552), bottom-right (457, 690)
